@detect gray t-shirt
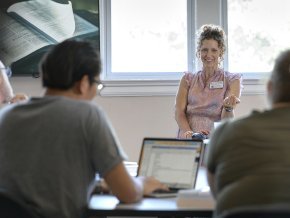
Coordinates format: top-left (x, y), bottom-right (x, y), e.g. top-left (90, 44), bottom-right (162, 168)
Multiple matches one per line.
top-left (0, 96), bottom-right (126, 218)
top-left (206, 107), bottom-right (290, 216)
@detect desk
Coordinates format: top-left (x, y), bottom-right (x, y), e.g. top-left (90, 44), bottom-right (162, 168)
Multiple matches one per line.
top-left (87, 194), bottom-right (213, 217)
top-left (87, 163), bottom-right (213, 217)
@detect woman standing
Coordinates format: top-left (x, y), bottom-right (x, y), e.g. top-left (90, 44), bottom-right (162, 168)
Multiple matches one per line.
top-left (175, 24), bottom-right (242, 139)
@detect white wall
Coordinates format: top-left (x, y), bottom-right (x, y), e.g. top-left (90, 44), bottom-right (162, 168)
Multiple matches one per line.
top-left (10, 77), bottom-right (269, 162)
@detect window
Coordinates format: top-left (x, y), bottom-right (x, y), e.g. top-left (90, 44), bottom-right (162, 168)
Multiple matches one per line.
top-left (100, 0), bottom-right (195, 96)
top-left (111, 0), bottom-right (187, 76)
top-left (101, 0), bottom-right (191, 82)
top-left (225, 0), bottom-right (290, 78)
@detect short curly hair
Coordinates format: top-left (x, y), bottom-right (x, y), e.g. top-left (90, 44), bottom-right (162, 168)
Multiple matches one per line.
top-left (196, 24), bottom-right (226, 59)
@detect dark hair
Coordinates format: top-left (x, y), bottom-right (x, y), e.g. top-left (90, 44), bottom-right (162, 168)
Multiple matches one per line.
top-left (196, 24), bottom-right (226, 58)
top-left (40, 39), bottom-right (101, 89)
top-left (270, 49), bottom-right (290, 103)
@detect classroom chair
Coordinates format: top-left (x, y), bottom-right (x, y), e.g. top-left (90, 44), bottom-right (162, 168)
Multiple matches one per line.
top-left (217, 203), bottom-right (290, 218)
top-left (0, 188), bottom-right (37, 218)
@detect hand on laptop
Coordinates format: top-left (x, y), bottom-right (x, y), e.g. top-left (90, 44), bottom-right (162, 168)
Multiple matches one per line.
top-left (138, 176), bottom-right (169, 196)
top-left (89, 175), bottom-right (168, 197)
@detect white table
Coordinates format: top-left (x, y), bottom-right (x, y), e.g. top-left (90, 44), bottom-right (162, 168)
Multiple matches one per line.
top-left (87, 194), bottom-right (213, 217)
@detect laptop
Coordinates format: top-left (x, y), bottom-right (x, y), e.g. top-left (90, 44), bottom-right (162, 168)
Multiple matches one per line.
top-left (137, 138), bottom-right (203, 198)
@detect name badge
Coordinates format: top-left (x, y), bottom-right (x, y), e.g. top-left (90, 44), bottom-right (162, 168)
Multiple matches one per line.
top-left (209, 81), bottom-right (223, 89)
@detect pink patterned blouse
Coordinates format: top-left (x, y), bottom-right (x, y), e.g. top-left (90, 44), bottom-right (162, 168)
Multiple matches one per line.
top-left (177, 69), bottom-right (242, 138)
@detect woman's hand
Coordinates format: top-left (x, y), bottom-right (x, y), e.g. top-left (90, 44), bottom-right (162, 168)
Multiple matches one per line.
top-left (223, 94), bottom-right (240, 112)
top-left (183, 130), bottom-right (194, 139)
top-left (139, 176), bottom-right (169, 196)
top-left (183, 130), bottom-right (209, 139)
top-left (199, 130), bottom-right (210, 135)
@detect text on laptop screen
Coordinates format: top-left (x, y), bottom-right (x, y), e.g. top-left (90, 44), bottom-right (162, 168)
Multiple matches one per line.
top-left (138, 139), bottom-right (202, 189)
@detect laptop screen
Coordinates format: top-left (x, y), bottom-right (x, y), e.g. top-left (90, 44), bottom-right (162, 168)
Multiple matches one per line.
top-left (137, 138), bottom-right (203, 189)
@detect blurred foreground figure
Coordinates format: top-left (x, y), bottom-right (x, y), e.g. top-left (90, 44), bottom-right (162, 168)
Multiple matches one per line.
top-left (206, 49), bottom-right (290, 217)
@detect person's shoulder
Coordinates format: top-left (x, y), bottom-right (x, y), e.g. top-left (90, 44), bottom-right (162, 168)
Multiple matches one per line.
top-left (219, 110), bottom-right (265, 135)
top-left (180, 71), bottom-right (193, 87)
top-left (213, 111), bottom-right (258, 136)
top-left (182, 70), bottom-right (202, 76)
top-left (75, 99), bottom-right (104, 115)
top-left (182, 70), bottom-right (202, 81)
top-left (243, 109), bottom-right (274, 121)
top-left (250, 107), bottom-right (290, 121)
top-left (221, 70), bottom-right (243, 86)
top-left (222, 70), bottom-right (242, 77)
top-left (49, 96), bottom-right (104, 116)
top-left (182, 71), bottom-right (193, 79)
top-left (230, 108), bottom-right (290, 139)
top-left (228, 110), bottom-right (261, 125)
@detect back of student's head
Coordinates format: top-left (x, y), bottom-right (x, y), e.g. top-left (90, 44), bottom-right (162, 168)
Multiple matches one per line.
top-left (270, 49), bottom-right (290, 104)
top-left (40, 39), bottom-right (101, 89)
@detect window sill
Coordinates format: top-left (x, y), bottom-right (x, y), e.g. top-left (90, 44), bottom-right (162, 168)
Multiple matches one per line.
top-left (100, 79), bottom-right (266, 97)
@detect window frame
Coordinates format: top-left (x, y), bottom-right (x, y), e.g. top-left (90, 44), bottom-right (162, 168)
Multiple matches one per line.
top-left (99, 0), bottom-right (265, 97)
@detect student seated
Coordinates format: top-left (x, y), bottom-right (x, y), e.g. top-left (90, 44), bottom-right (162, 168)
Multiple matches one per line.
top-left (0, 60), bottom-right (28, 104)
top-left (205, 49), bottom-right (290, 217)
top-left (0, 39), bottom-right (167, 218)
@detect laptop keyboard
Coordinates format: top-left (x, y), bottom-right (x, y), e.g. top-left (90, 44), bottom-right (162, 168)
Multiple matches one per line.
top-left (153, 188), bottom-right (179, 194)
